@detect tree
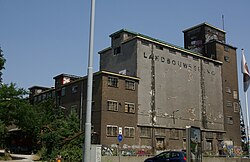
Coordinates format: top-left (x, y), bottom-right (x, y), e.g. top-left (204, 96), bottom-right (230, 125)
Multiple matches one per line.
top-left (0, 47), bottom-right (6, 83)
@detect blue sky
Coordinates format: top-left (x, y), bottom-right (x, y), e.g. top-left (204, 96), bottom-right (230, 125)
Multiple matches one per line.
top-left (1, 0), bottom-right (250, 110)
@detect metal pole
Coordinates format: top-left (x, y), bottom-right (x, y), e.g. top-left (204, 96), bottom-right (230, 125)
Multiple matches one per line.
top-left (83, 0), bottom-right (95, 161)
top-left (245, 92), bottom-right (250, 157)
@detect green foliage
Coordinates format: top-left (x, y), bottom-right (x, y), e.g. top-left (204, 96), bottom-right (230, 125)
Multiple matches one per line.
top-left (0, 82), bottom-right (83, 161)
top-left (39, 108), bottom-right (83, 161)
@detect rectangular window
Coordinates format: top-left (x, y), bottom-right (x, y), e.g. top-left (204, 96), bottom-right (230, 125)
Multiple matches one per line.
top-left (227, 116), bottom-right (233, 124)
top-left (226, 101), bottom-right (232, 107)
top-left (225, 87), bottom-right (231, 94)
top-left (234, 102), bottom-right (239, 112)
top-left (224, 56), bottom-right (230, 62)
top-left (72, 85), bottom-right (78, 93)
top-left (124, 127), bottom-right (135, 138)
top-left (61, 87), bottom-right (66, 96)
top-left (114, 46), bottom-right (121, 55)
top-left (224, 46), bottom-right (229, 52)
top-left (106, 125), bottom-right (118, 136)
top-left (156, 45), bottom-right (164, 50)
top-left (108, 77), bottom-right (118, 87)
top-left (140, 127), bottom-right (151, 137)
top-left (205, 140), bottom-right (213, 151)
top-left (124, 102), bottom-right (135, 113)
top-left (233, 90), bottom-right (238, 99)
top-left (125, 80), bottom-right (135, 90)
top-left (107, 100), bottom-right (118, 111)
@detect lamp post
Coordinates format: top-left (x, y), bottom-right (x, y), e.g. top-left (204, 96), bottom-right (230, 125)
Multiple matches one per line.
top-left (84, 0), bottom-right (95, 161)
top-left (172, 109), bottom-right (179, 124)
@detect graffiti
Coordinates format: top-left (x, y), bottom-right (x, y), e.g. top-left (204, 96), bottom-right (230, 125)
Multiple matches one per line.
top-left (102, 144), bottom-right (152, 156)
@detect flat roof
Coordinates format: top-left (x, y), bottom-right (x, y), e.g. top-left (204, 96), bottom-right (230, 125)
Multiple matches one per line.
top-left (182, 22), bottom-right (226, 33)
top-left (104, 28), bottom-right (222, 64)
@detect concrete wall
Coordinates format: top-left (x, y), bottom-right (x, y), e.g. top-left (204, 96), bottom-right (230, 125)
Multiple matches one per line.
top-left (101, 156), bottom-right (250, 162)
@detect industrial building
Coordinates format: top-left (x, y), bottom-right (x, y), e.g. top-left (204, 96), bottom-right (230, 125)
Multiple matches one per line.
top-left (29, 23), bottom-right (241, 155)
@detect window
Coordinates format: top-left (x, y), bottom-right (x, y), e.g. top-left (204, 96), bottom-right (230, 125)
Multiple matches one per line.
top-left (106, 125), bottom-right (118, 136)
top-left (124, 102), bottom-right (135, 113)
top-left (216, 133), bottom-right (223, 140)
top-left (224, 56), bottom-right (230, 62)
top-left (205, 140), bottom-right (213, 151)
top-left (107, 100), bottom-right (118, 111)
top-left (72, 85), bottom-right (78, 93)
top-left (125, 80), bottom-right (135, 90)
top-left (108, 77), bottom-right (118, 87)
top-left (226, 101), bottom-right (232, 107)
top-left (234, 102), bottom-right (239, 112)
top-left (233, 90), bottom-right (238, 99)
top-left (61, 87), bottom-right (66, 96)
top-left (155, 128), bottom-right (165, 136)
top-left (225, 87), bottom-right (231, 94)
top-left (124, 127), bottom-right (135, 138)
top-left (169, 129), bottom-right (179, 140)
top-left (156, 45), bottom-right (164, 50)
top-left (114, 34), bottom-right (120, 39)
top-left (140, 127), bottom-right (151, 137)
top-left (114, 46), bottom-right (121, 55)
top-left (224, 46), bottom-right (229, 52)
top-left (227, 116), bottom-right (233, 124)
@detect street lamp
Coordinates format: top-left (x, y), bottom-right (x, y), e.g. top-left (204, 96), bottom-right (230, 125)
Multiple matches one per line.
top-left (172, 109), bottom-right (179, 124)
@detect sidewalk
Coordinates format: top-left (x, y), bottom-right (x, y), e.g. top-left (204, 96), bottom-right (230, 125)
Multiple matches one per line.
top-left (0, 150), bottom-right (35, 162)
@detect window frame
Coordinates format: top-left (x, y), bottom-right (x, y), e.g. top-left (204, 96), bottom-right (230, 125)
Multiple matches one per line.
top-left (106, 125), bottom-right (118, 137)
top-left (124, 102), bottom-right (135, 113)
top-left (107, 100), bottom-right (118, 112)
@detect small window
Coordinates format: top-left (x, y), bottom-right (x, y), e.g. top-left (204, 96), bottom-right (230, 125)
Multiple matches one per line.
top-left (72, 85), bottom-right (78, 93)
top-left (124, 127), bottom-right (135, 138)
top-left (106, 125), bottom-right (118, 136)
top-left (233, 90), bottom-right (238, 99)
top-left (114, 34), bottom-right (120, 39)
top-left (234, 102), bottom-right (239, 112)
top-left (227, 116), bottom-right (233, 124)
top-left (125, 80), bottom-right (135, 90)
top-left (114, 46), bottom-right (121, 55)
top-left (125, 102), bottom-right (135, 113)
top-left (205, 132), bottom-right (213, 139)
top-left (140, 127), bottom-right (151, 137)
top-left (205, 140), bottom-right (213, 151)
top-left (156, 45), bottom-right (164, 50)
top-left (224, 56), bottom-right (230, 62)
top-left (224, 46), bottom-right (229, 52)
top-left (108, 77), bottom-right (118, 87)
top-left (61, 87), bottom-right (66, 96)
top-left (225, 87), bottom-right (231, 94)
top-left (226, 101), bottom-right (232, 107)
top-left (107, 100), bottom-right (118, 111)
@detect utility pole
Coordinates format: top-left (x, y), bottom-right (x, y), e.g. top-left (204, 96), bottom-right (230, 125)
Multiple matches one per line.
top-left (83, 0), bottom-right (95, 161)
